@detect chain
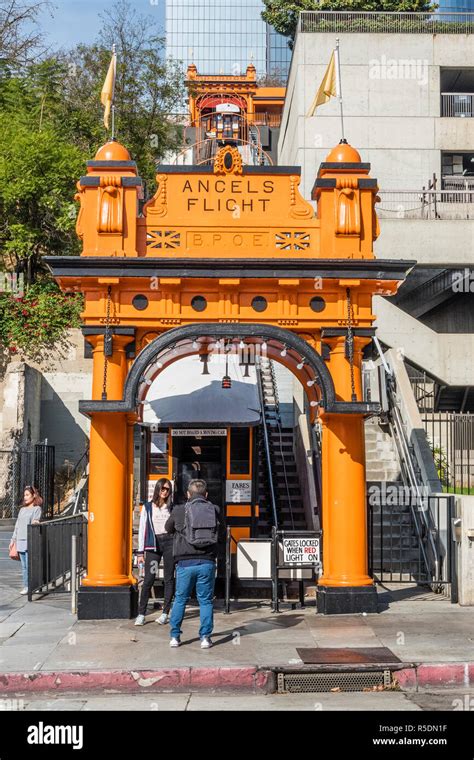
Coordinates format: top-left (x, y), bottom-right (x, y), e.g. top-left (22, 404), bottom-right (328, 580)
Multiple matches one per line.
top-left (101, 286), bottom-right (112, 401)
top-left (346, 287), bottom-right (357, 402)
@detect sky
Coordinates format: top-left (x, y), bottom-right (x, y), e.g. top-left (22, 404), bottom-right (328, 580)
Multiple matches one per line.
top-left (37, 0), bottom-right (165, 50)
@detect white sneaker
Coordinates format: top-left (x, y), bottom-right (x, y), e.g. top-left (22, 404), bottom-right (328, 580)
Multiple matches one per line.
top-left (169, 638), bottom-right (181, 648)
top-left (200, 637), bottom-right (213, 649)
top-left (155, 613), bottom-right (169, 625)
top-left (134, 614), bottom-right (146, 626)
top-left (20, 588), bottom-right (28, 596)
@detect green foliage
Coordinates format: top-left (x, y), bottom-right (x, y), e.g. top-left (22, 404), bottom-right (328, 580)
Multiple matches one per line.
top-left (0, 279), bottom-right (83, 359)
top-left (0, 0), bottom-right (186, 356)
top-left (262, 0), bottom-right (438, 44)
top-left (0, 70), bottom-right (85, 283)
top-left (60, 0), bottom-right (185, 191)
top-left (432, 445), bottom-right (450, 488)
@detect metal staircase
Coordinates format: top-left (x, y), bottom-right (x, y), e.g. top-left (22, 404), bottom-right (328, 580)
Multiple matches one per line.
top-left (365, 351), bottom-right (451, 588)
top-left (395, 268), bottom-right (462, 319)
top-left (256, 358), bottom-right (307, 534)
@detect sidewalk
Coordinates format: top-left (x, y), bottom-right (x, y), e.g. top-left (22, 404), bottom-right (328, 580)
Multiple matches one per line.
top-left (1, 577), bottom-right (474, 694)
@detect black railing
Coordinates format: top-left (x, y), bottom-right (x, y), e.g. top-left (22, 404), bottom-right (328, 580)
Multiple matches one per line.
top-left (0, 446), bottom-right (34, 519)
top-left (423, 412), bottom-right (474, 495)
top-left (34, 443), bottom-right (55, 518)
top-left (369, 488), bottom-right (455, 587)
top-left (27, 514), bottom-right (87, 601)
top-left (224, 526), bottom-right (320, 613)
top-left (408, 370), bottom-right (474, 492)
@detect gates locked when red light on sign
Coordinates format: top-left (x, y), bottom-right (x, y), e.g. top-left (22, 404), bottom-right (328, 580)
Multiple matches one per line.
top-left (282, 537), bottom-right (321, 565)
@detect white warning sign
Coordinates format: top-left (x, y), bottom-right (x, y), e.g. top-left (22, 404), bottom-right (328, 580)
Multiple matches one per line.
top-left (283, 537), bottom-right (320, 565)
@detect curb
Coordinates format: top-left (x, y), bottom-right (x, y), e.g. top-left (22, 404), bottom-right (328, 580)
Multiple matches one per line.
top-left (395, 663), bottom-right (474, 690)
top-left (1, 663), bottom-right (473, 694)
top-left (0, 667), bottom-right (275, 694)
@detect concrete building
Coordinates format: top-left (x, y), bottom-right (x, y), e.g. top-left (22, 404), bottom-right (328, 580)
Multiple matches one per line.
top-left (279, 11), bottom-right (474, 398)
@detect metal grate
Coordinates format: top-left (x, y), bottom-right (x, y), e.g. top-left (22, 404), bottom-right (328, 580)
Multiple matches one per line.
top-left (277, 670), bottom-right (392, 693)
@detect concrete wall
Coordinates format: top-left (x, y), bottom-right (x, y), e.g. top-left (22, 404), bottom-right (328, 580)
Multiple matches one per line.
top-left (457, 495), bottom-right (474, 606)
top-left (279, 32), bottom-right (474, 197)
top-left (272, 361), bottom-right (295, 428)
top-left (374, 219), bottom-right (474, 266)
top-left (0, 330), bottom-right (92, 467)
top-left (374, 297), bottom-right (474, 385)
top-left (0, 364), bottom-right (41, 449)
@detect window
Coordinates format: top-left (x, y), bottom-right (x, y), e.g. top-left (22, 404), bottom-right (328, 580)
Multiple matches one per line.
top-left (229, 427), bottom-right (250, 475)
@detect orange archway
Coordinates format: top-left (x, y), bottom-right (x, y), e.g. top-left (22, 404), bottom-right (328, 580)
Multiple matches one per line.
top-left (46, 138), bottom-right (414, 619)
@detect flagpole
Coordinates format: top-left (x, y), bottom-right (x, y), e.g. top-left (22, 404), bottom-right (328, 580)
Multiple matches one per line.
top-left (335, 38), bottom-right (346, 143)
top-left (111, 43), bottom-right (116, 140)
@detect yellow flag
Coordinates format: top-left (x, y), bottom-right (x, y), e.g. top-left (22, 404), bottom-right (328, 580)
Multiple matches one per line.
top-left (307, 51), bottom-right (338, 117)
top-left (101, 52), bottom-right (116, 129)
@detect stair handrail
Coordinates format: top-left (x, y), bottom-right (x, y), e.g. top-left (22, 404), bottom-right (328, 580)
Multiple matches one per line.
top-left (256, 359), bottom-right (279, 531)
top-left (268, 360), bottom-right (295, 530)
top-left (383, 380), bottom-right (441, 584)
top-left (397, 269), bottom-right (458, 311)
top-left (372, 341), bottom-right (441, 583)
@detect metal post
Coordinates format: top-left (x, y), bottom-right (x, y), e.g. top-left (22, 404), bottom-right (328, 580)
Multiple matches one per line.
top-left (224, 527), bottom-right (231, 614)
top-left (449, 497), bottom-right (459, 605)
top-left (71, 534), bottom-right (77, 614)
top-left (271, 526), bottom-right (279, 613)
top-left (299, 580), bottom-right (305, 608)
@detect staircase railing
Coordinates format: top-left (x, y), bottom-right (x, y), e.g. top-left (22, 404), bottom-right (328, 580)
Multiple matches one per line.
top-left (268, 360), bottom-right (295, 529)
top-left (375, 351), bottom-right (442, 584)
top-left (396, 269), bottom-right (462, 315)
top-left (256, 360), bottom-right (279, 530)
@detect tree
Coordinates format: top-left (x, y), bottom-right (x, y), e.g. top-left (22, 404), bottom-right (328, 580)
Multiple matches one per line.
top-left (0, 0), bottom-right (186, 358)
top-left (60, 0), bottom-right (185, 192)
top-left (262, 0), bottom-right (437, 45)
top-left (0, 0), bottom-right (52, 68)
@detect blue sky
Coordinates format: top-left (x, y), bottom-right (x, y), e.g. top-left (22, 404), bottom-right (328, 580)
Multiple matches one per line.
top-left (38, 0), bottom-right (165, 50)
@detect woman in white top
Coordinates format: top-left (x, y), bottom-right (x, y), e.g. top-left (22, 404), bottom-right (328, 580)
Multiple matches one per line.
top-left (135, 478), bottom-right (174, 626)
top-left (9, 486), bottom-right (43, 595)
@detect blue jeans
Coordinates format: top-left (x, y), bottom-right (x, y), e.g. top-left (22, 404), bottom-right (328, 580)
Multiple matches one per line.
top-left (169, 562), bottom-right (215, 640)
top-left (18, 551), bottom-right (28, 588)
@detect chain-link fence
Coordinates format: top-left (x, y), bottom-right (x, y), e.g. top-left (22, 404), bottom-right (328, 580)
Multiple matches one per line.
top-left (0, 447), bottom-right (34, 519)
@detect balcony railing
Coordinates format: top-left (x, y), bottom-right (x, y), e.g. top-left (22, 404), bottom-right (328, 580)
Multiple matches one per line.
top-left (376, 190), bottom-right (474, 219)
top-left (442, 176), bottom-right (474, 191)
top-left (441, 93), bottom-right (474, 117)
top-left (298, 11), bottom-right (474, 35)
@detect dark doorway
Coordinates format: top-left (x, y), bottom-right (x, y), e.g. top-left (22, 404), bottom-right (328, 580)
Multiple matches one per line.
top-left (173, 434), bottom-right (226, 507)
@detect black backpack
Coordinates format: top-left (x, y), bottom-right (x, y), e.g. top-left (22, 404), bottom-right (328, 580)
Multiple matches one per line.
top-left (184, 499), bottom-right (218, 548)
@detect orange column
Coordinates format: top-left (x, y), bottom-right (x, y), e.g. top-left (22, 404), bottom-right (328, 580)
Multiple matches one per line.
top-left (319, 334), bottom-right (372, 590)
top-left (82, 334), bottom-right (135, 588)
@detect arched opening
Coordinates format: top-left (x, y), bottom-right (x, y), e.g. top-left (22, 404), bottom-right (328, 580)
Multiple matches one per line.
top-left (122, 323), bottom-right (335, 418)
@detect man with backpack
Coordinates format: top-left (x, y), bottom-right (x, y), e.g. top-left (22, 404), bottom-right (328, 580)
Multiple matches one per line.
top-left (165, 478), bottom-right (224, 649)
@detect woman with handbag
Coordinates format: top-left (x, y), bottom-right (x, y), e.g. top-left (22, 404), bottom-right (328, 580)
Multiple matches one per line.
top-left (135, 478), bottom-right (175, 626)
top-left (9, 486), bottom-right (43, 595)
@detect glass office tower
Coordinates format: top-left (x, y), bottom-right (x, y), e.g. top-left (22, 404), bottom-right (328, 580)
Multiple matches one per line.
top-left (166, 0), bottom-right (291, 81)
top-left (437, 0), bottom-right (474, 9)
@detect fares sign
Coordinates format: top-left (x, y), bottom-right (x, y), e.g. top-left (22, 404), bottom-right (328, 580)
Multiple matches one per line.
top-left (226, 479), bottom-right (252, 503)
